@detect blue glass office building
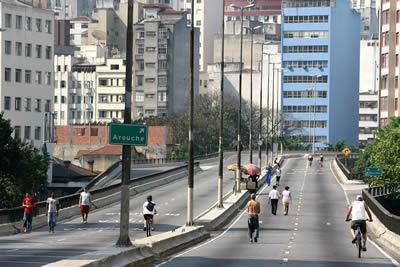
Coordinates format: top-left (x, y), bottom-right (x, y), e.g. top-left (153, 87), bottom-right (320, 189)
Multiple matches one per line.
top-left (281, 0), bottom-right (360, 148)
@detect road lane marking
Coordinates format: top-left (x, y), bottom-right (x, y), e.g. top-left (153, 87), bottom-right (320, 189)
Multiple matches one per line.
top-left (57, 238), bottom-right (66, 242)
top-left (329, 162), bottom-right (399, 267)
top-left (153, 159), bottom-right (285, 267)
top-left (6, 249), bottom-right (19, 252)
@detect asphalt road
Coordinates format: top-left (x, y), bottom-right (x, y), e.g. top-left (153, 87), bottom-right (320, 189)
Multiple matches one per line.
top-left (154, 157), bottom-right (399, 267)
top-left (0, 152), bottom-right (262, 266)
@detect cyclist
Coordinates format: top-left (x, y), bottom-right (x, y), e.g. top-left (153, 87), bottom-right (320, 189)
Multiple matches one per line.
top-left (308, 154), bottom-right (313, 166)
top-left (319, 154), bottom-right (324, 167)
top-left (345, 195), bottom-right (373, 251)
top-left (143, 195), bottom-right (157, 231)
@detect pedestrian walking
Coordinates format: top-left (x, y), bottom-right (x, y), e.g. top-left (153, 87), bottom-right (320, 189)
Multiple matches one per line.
top-left (266, 165), bottom-right (273, 186)
top-left (46, 192), bottom-right (59, 233)
top-left (268, 185), bottom-right (280, 215)
top-left (22, 193), bottom-right (34, 233)
top-left (79, 187), bottom-right (92, 223)
top-left (246, 193), bottom-right (260, 243)
top-left (275, 167), bottom-right (282, 186)
top-left (282, 186), bottom-right (292, 216)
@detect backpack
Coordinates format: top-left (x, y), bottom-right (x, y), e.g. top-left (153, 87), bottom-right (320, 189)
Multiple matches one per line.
top-left (146, 202), bottom-right (155, 212)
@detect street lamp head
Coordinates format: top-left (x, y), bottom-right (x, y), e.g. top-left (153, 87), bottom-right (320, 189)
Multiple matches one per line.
top-left (230, 3), bottom-right (254, 9)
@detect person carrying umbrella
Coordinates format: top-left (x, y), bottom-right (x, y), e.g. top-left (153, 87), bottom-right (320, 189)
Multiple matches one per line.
top-left (246, 164), bottom-right (260, 194)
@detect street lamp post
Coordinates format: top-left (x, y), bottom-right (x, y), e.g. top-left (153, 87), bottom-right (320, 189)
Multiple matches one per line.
top-left (244, 25), bottom-right (261, 165)
top-left (269, 63), bottom-right (275, 163)
top-left (217, 0), bottom-right (225, 208)
top-left (230, 3), bottom-right (254, 193)
top-left (116, 0), bottom-right (134, 247)
top-left (187, 0), bottom-right (195, 226)
top-left (265, 53), bottom-right (271, 166)
top-left (312, 75), bottom-right (322, 155)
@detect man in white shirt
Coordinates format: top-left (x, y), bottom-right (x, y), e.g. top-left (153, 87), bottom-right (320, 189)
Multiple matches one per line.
top-left (79, 187), bottom-right (92, 223)
top-left (268, 185), bottom-right (280, 215)
top-left (346, 195), bottom-right (373, 251)
top-left (275, 167), bottom-right (282, 186)
top-left (143, 195), bottom-right (157, 231)
top-left (46, 192), bottom-right (59, 233)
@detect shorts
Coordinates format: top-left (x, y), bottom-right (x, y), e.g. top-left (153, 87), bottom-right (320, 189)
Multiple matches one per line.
top-left (143, 214), bottom-right (153, 221)
top-left (80, 205), bottom-right (90, 214)
top-left (351, 220), bottom-right (367, 234)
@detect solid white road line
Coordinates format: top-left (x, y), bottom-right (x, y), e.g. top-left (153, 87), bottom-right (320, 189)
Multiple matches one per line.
top-left (329, 161), bottom-right (399, 267)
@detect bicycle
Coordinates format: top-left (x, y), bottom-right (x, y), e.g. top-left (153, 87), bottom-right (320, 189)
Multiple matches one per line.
top-left (346, 219), bottom-right (369, 258)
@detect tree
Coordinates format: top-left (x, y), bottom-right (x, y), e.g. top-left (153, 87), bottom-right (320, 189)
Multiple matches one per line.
top-left (0, 113), bottom-right (48, 208)
top-left (354, 117), bottom-right (400, 194)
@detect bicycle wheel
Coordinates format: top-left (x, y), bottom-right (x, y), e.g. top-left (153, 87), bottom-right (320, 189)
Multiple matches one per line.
top-left (357, 231), bottom-right (362, 258)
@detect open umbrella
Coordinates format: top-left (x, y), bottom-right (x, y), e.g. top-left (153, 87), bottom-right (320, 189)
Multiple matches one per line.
top-left (246, 163), bottom-right (260, 176)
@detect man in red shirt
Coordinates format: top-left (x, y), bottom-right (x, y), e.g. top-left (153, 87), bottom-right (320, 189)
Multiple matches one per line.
top-left (22, 193), bottom-right (34, 233)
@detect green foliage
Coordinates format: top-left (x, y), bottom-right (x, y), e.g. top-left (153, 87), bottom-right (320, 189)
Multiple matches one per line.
top-left (354, 117), bottom-right (400, 194)
top-left (0, 113), bottom-right (48, 208)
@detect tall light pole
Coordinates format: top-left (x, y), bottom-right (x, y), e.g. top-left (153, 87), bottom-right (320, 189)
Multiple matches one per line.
top-left (269, 62), bottom-right (276, 163)
top-left (312, 75), bottom-right (322, 155)
top-left (187, 0), bottom-right (195, 226)
top-left (230, 3), bottom-right (254, 193)
top-left (265, 53), bottom-right (272, 166)
top-left (217, 0), bottom-right (225, 208)
top-left (116, 0), bottom-right (133, 247)
top-left (244, 25), bottom-right (261, 164)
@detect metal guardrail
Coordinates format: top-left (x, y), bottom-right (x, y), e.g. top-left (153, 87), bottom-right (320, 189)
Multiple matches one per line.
top-left (335, 156), bottom-right (353, 180)
top-left (0, 163), bottom-right (199, 225)
top-left (362, 186), bottom-right (400, 235)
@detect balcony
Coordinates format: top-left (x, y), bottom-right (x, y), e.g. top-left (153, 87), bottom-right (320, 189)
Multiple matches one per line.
top-left (158, 101), bottom-right (168, 108)
top-left (85, 103), bottom-right (93, 110)
top-left (136, 54), bottom-right (144, 60)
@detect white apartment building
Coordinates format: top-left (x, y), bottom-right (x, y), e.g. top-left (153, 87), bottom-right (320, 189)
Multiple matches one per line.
top-left (0, 0), bottom-right (54, 147)
top-left (358, 39), bottom-right (379, 145)
top-left (96, 58), bottom-right (126, 123)
top-left (181, 0), bottom-right (222, 71)
top-left (133, 4), bottom-right (199, 119)
top-left (69, 16), bottom-right (92, 46)
top-left (54, 45), bottom-right (106, 125)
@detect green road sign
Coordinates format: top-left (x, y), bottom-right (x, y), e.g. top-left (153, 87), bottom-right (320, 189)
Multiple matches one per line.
top-left (109, 124), bottom-right (148, 146)
top-left (365, 167), bottom-right (382, 177)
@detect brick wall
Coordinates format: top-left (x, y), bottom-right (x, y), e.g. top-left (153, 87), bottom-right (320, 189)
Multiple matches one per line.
top-left (55, 125), bottom-right (172, 146)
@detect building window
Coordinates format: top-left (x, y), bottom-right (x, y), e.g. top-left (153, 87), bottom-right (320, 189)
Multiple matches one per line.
top-left (283, 31), bottom-right (328, 38)
top-left (14, 126), bottom-right (21, 139)
top-left (158, 44), bottom-right (167, 54)
top-left (34, 127), bottom-right (41, 140)
top-left (35, 45), bottom-right (42, 58)
top-left (45, 99), bottom-right (51, 112)
top-left (283, 90), bottom-right (327, 98)
top-left (5, 41), bottom-right (12, 55)
top-left (5, 14), bottom-right (12, 28)
top-left (283, 60), bottom-right (328, 69)
top-left (25, 17), bottom-right (32, 31)
top-left (4, 96), bottom-right (11, 110)
top-left (146, 31), bottom-right (156, 37)
top-left (159, 60), bottom-right (168, 69)
top-left (36, 18), bottom-right (42, 32)
top-left (15, 15), bottom-right (22, 29)
top-left (137, 75), bottom-right (144, 86)
top-left (99, 79), bottom-right (108, 86)
top-left (283, 105), bottom-right (328, 113)
top-left (60, 80), bottom-right (66, 88)
top-left (24, 126), bottom-right (31, 140)
top-left (145, 94), bottom-right (155, 99)
top-left (5, 68), bottom-right (11, 82)
top-left (145, 78), bottom-right (155, 83)
top-left (15, 97), bottom-right (21, 111)
top-left (61, 96), bottom-right (66, 103)
top-left (146, 47), bottom-right (156, 52)
top-left (158, 91), bottom-right (168, 102)
top-left (15, 42), bottom-right (22, 56)
top-left (45, 46), bottom-right (52, 59)
top-left (145, 109), bottom-right (155, 116)
top-left (45, 72), bottom-right (51, 85)
top-left (25, 43), bottom-right (32, 57)
top-left (60, 111), bottom-right (65, 119)
top-left (25, 98), bottom-right (31, 111)
top-left (15, 69), bottom-right (22, 83)
top-left (283, 45), bottom-right (328, 53)
top-left (196, 20), bottom-right (201, 26)
top-left (35, 71), bottom-right (42, 84)
top-left (110, 64), bottom-right (119, 70)
top-left (35, 99), bottom-right (41, 112)
top-left (283, 75), bottom-right (328, 83)
top-left (25, 70), bottom-right (31, 83)
top-left (284, 15), bottom-right (329, 24)
top-left (45, 20), bottom-right (52, 33)
top-left (137, 44), bottom-right (144, 54)
top-left (158, 75), bottom-right (167, 86)
top-left (145, 62), bottom-right (155, 68)
top-left (136, 91), bottom-right (144, 102)
top-left (54, 96), bottom-right (58, 103)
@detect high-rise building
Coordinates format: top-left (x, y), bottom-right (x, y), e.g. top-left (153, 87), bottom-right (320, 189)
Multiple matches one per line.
top-left (132, 4), bottom-right (199, 119)
top-left (359, 39), bottom-right (379, 145)
top-left (352, 0), bottom-right (378, 39)
top-left (379, 0), bottom-right (400, 126)
top-left (0, 0), bottom-right (54, 147)
top-left (224, 0), bottom-right (281, 24)
top-left (281, 0), bottom-right (360, 148)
